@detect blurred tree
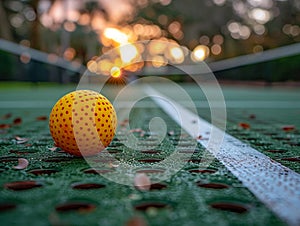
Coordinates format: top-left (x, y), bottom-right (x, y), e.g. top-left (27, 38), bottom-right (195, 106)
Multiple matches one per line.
top-left (1, 0), bottom-right (299, 63)
top-left (28, 0), bottom-right (41, 50)
top-left (135, 0), bottom-right (300, 60)
top-left (0, 1), bottom-right (13, 40)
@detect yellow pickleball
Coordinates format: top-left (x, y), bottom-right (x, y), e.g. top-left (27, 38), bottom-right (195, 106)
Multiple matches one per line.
top-left (49, 90), bottom-right (117, 156)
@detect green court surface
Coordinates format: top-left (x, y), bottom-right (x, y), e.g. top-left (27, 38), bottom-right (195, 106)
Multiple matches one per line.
top-left (0, 82), bottom-right (299, 226)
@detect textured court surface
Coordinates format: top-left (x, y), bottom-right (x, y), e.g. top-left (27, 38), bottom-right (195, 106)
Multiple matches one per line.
top-left (0, 82), bottom-right (299, 226)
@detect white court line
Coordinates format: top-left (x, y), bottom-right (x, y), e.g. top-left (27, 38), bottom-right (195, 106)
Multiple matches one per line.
top-left (145, 86), bottom-right (300, 226)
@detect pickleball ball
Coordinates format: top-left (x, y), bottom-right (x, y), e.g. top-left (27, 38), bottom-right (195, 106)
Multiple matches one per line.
top-left (49, 90), bottom-right (117, 156)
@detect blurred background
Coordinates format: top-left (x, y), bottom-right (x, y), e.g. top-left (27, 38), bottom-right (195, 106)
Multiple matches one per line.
top-left (0, 0), bottom-right (299, 83)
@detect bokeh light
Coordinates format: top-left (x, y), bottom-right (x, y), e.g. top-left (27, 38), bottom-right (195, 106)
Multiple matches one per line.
top-left (228, 22), bottom-right (251, 40)
top-left (98, 59), bottom-right (113, 75)
top-left (20, 52), bottom-right (31, 64)
top-left (63, 48), bottom-right (76, 61)
top-left (2, 0), bottom-right (300, 73)
top-left (199, 36), bottom-right (210, 45)
top-left (63, 21), bottom-right (76, 32)
top-left (104, 28), bottom-right (129, 45)
top-left (253, 45), bottom-right (264, 53)
top-left (87, 60), bottom-right (98, 73)
top-left (169, 46), bottom-right (184, 64)
top-left (250, 8), bottom-right (272, 24)
top-left (212, 35), bottom-right (224, 45)
top-left (191, 45), bottom-right (210, 62)
top-left (20, 39), bottom-right (31, 48)
top-left (211, 44), bottom-right (222, 55)
top-left (151, 55), bottom-right (167, 68)
top-left (120, 44), bottom-right (138, 64)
